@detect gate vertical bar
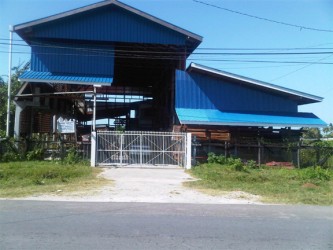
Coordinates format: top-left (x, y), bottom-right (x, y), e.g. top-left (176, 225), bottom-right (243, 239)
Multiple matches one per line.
top-left (162, 135), bottom-right (165, 165)
top-left (140, 133), bottom-right (142, 166)
top-left (120, 133), bottom-right (123, 165)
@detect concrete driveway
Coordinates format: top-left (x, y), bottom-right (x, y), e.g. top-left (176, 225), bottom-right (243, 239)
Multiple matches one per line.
top-left (15, 167), bottom-right (262, 204)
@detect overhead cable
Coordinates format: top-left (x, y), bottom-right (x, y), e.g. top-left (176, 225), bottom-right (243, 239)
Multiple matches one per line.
top-left (0, 42), bottom-right (332, 56)
top-left (193, 0), bottom-right (333, 33)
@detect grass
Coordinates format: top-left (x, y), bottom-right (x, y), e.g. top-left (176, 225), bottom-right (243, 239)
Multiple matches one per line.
top-left (185, 163), bottom-right (333, 205)
top-left (0, 161), bottom-right (110, 197)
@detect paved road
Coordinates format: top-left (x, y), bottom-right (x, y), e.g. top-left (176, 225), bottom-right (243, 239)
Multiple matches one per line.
top-left (0, 201), bottom-right (332, 250)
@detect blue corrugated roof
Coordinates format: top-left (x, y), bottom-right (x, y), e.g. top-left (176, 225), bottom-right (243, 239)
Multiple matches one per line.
top-left (19, 71), bottom-right (113, 86)
top-left (176, 108), bottom-right (327, 128)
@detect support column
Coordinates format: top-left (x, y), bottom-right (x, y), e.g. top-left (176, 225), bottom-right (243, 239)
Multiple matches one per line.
top-left (224, 141), bottom-right (228, 158)
top-left (258, 138), bottom-right (261, 166)
top-left (297, 141), bottom-right (301, 169)
top-left (13, 101), bottom-right (25, 140)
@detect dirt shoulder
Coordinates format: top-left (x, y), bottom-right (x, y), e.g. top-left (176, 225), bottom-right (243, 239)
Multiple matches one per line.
top-left (4, 167), bottom-right (263, 204)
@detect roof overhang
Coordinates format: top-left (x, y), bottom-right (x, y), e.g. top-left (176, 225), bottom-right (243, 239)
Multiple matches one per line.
top-left (19, 71), bottom-right (113, 86)
top-left (176, 108), bottom-right (327, 128)
top-left (187, 63), bottom-right (323, 105)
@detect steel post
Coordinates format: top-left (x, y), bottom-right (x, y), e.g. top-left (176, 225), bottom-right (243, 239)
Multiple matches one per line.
top-left (6, 26), bottom-right (13, 137)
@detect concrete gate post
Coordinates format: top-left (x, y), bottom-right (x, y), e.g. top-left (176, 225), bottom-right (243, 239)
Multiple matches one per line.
top-left (186, 133), bottom-right (192, 169)
top-left (91, 131), bottom-right (96, 167)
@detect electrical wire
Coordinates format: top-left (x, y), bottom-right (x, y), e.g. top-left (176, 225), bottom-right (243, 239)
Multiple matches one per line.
top-left (1, 38), bottom-right (333, 51)
top-left (0, 48), bottom-right (332, 66)
top-left (2, 42), bottom-right (333, 56)
top-left (193, 0), bottom-right (333, 33)
top-left (270, 54), bottom-right (333, 82)
top-left (0, 50), bottom-right (332, 65)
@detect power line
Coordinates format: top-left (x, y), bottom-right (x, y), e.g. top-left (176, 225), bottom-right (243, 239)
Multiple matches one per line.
top-left (1, 38), bottom-right (333, 51)
top-left (0, 49), bottom-right (332, 65)
top-left (270, 54), bottom-right (333, 82)
top-left (193, 0), bottom-right (333, 33)
top-left (0, 42), bottom-right (333, 57)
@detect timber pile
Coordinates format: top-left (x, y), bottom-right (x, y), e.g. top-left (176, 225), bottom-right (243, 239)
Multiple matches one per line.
top-left (174, 126), bottom-right (230, 142)
top-left (265, 161), bottom-right (294, 169)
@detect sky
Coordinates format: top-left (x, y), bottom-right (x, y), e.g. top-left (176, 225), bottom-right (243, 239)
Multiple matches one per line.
top-left (1, 0), bottom-right (332, 124)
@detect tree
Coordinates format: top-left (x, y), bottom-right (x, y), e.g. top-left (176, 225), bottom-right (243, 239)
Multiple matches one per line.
top-left (323, 123), bottom-right (333, 138)
top-left (0, 76), bottom-right (4, 85)
top-left (302, 127), bottom-right (322, 139)
top-left (0, 62), bottom-right (30, 137)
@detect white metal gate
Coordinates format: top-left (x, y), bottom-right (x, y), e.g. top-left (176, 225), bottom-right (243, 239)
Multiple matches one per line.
top-left (94, 131), bottom-right (190, 168)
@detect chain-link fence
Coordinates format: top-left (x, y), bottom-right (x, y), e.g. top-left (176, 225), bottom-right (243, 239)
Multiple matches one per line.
top-left (192, 140), bottom-right (333, 168)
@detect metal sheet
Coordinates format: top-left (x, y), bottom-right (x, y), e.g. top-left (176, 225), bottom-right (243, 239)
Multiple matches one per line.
top-left (187, 63), bottom-right (323, 104)
top-left (21, 6), bottom-right (190, 46)
top-left (31, 44), bottom-right (114, 76)
top-left (19, 71), bottom-right (113, 86)
top-left (175, 69), bottom-right (298, 113)
top-left (14, 1), bottom-right (202, 49)
top-left (176, 108), bottom-right (327, 128)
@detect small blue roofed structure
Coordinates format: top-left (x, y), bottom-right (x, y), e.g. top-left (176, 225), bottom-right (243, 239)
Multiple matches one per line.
top-left (13, 0), bottom-right (326, 164)
top-left (175, 63), bottom-right (326, 128)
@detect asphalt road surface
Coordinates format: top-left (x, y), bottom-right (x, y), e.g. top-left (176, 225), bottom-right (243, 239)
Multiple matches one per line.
top-left (1, 201), bottom-right (332, 250)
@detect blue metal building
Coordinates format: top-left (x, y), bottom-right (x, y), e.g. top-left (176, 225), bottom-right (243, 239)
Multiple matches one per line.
top-left (13, 0), bottom-right (326, 162)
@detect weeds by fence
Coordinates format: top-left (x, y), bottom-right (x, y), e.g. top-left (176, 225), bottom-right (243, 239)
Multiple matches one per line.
top-left (193, 140), bottom-right (333, 169)
top-left (1, 136), bottom-right (332, 169)
top-left (0, 137), bottom-right (90, 163)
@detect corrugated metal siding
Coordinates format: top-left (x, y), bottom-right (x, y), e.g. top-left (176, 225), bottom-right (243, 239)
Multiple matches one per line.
top-left (176, 70), bottom-right (214, 109)
top-left (31, 43), bottom-right (114, 76)
top-left (175, 70), bottom-right (298, 113)
top-left (31, 6), bottom-right (186, 45)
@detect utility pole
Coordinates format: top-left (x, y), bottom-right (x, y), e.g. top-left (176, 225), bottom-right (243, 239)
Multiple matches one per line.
top-left (6, 25), bottom-right (13, 137)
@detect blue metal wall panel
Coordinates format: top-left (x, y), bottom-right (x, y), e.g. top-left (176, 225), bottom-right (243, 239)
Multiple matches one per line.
top-left (175, 70), bottom-right (298, 113)
top-left (32, 6), bottom-right (186, 45)
top-left (31, 44), bottom-right (114, 76)
top-left (176, 70), bottom-right (215, 109)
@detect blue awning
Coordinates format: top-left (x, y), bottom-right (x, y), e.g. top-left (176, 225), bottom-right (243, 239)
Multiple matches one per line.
top-left (176, 108), bottom-right (327, 128)
top-left (19, 71), bottom-right (113, 86)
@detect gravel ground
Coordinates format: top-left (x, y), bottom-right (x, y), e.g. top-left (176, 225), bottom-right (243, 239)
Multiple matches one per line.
top-left (9, 167), bottom-right (262, 204)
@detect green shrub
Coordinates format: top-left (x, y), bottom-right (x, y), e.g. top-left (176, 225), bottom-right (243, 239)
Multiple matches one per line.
top-left (231, 158), bottom-right (244, 171)
top-left (26, 148), bottom-right (45, 161)
top-left (207, 153), bottom-right (227, 164)
top-left (1, 151), bottom-right (23, 162)
top-left (246, 160), bottom-right (258, 169)
top-left (206, 153), bottom-right (246, 171)
top-left (299, 167), bottom-right (332, 182)
top-left (0, 138), bottom-right (24, 162)
top-left (63, 147), bottom-right (82, 164)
